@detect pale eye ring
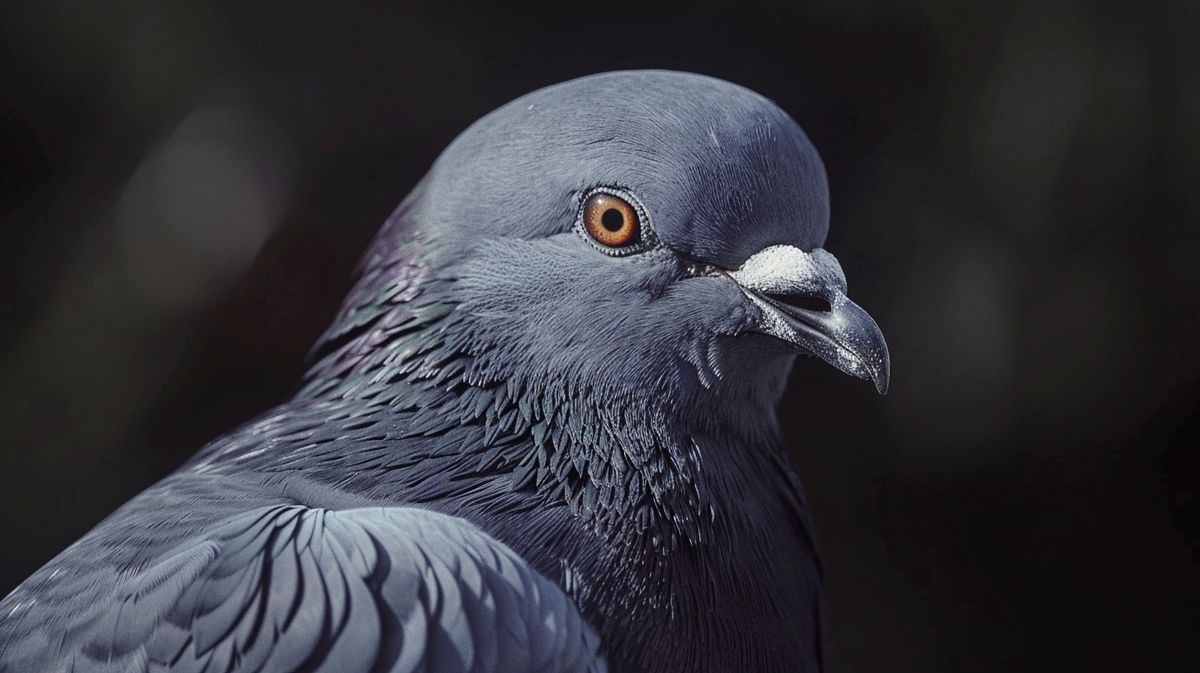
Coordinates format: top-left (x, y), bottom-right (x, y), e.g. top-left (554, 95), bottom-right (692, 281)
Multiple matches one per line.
top-left (576, 187), bottom-right (655, 255)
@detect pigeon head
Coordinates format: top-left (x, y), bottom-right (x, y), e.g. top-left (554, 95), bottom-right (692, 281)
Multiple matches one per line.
top-left (297, 70), bottom-right (891, 546)
top-left (308, 69), bottom-right (887, 447)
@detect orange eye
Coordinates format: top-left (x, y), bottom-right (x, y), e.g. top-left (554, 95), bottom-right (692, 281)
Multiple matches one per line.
top-left (582, 192), bottom-right (640, 247)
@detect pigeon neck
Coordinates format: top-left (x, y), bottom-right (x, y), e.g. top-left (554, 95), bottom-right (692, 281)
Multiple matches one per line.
top-left (297, 236), bottom-right (794, 551)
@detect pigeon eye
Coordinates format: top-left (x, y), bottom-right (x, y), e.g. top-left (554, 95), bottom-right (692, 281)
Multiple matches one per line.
top-left (582, 192), bottom-right (640, 247)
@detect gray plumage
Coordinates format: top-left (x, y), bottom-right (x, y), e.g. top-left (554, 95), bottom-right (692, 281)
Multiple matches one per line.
top-left (0, 70), bottom-right (889, 673)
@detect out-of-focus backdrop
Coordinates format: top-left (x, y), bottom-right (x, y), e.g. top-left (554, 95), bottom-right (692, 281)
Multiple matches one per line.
top-left (1, 1), bottom-right (1196, 671)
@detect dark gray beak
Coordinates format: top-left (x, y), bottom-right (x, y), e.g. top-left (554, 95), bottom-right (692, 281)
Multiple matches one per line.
top-left (731, 245), bottom-right (890, 394)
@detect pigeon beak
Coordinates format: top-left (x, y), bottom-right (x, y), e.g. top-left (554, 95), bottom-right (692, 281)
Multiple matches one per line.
top-left (730, 245), bottom-right (890, 394)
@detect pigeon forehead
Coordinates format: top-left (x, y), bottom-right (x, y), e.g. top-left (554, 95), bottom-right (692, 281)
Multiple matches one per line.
top-left (428, 70), bottom-right (831, 267)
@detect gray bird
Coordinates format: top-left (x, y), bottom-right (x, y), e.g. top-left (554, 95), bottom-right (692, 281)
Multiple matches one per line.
top-left (0, 70), bottom-right (889, 673)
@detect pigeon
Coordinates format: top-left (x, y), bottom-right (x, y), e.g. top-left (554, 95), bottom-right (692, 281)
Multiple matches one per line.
top-left (0, 70), bottom-right (889, 673)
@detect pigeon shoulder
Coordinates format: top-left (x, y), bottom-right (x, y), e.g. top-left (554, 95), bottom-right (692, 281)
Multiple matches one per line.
top-left (1, 478), bottom-right (604, 673)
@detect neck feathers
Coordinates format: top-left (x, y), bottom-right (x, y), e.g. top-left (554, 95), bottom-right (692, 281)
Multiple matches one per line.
top-left (296, 233), bottom-right (790, 552)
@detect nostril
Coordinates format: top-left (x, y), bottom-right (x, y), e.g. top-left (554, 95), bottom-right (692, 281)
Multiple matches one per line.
top-left (766, 293), bottom-right (832, 313)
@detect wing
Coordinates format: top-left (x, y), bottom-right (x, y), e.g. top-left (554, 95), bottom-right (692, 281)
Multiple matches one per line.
top-left (4, 505), bottom-right (604, 673)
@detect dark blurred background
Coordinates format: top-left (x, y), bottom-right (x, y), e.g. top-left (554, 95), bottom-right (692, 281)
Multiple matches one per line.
top-left (1, 1), bottom-right (1197, 671)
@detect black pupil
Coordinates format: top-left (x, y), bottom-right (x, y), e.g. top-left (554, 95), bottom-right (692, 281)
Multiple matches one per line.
top-left (601, 208), bottom-right (625, 232)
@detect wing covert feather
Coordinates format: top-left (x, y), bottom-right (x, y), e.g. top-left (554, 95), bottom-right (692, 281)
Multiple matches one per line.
top-left (11, 505), bottom-right (605, 673)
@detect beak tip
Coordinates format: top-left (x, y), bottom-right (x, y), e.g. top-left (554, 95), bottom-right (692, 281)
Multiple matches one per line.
top-left (873, 358), bottom-right (890, 395)
top-left (874, 375), bottom-right (889, 395)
